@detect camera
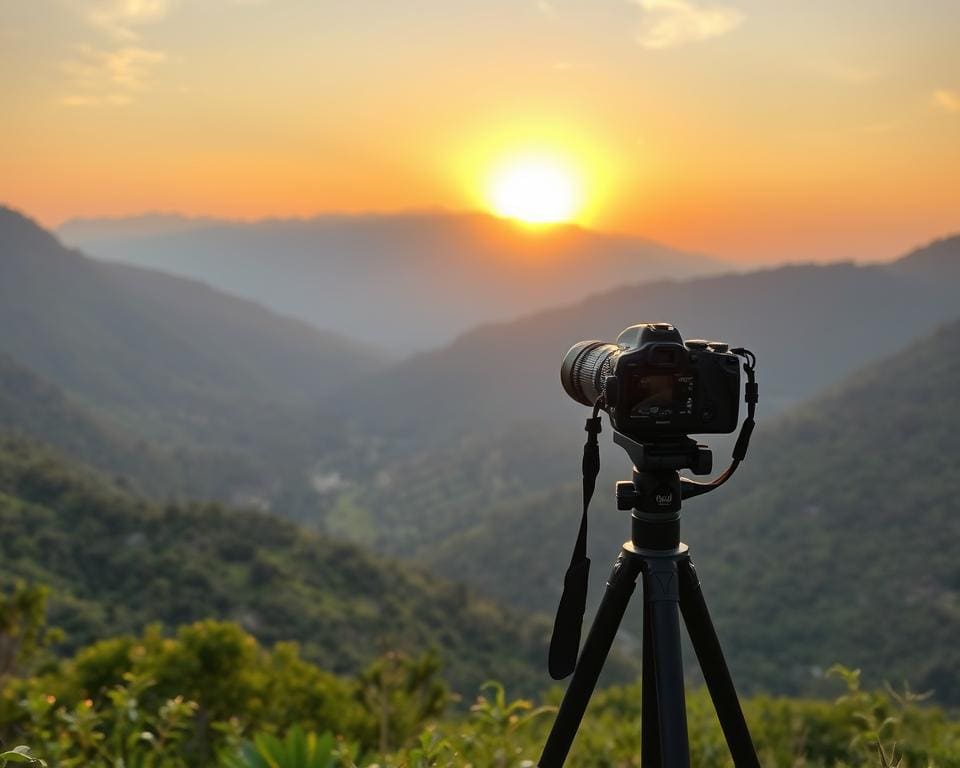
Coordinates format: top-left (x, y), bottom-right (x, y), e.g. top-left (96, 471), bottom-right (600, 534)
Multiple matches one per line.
top-left (560, 323), bottom-right (741, 437)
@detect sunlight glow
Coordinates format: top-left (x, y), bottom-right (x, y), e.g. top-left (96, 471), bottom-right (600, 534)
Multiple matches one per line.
top-left (486, 154), bottom-right (583, 225)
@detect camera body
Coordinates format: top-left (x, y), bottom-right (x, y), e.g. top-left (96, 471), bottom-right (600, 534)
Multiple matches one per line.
top-left (561, 323), bottom-right (741, 438)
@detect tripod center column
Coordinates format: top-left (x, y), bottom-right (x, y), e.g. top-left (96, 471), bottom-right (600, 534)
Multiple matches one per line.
top-left (626, 469), bottom-right (682, 552)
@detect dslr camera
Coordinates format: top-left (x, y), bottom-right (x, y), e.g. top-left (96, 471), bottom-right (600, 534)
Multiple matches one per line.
top-left (561, 323), bottom-right (741, 438)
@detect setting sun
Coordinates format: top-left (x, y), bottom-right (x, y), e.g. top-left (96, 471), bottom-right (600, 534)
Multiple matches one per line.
top-left (487, 154), bottom-right (583, 225)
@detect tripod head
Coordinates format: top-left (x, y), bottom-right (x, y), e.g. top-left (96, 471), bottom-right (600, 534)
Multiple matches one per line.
top-left (611, 431), bottom-right (713, 552)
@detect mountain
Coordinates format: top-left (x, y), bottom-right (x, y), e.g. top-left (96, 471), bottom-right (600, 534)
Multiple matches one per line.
top-left (0, 352), bottom-right (264, 499)
top-left (688, 315), bottom-right (960, 702)
top-left (307, 241), bottom-right (958, 552)
top-left (58, 212), bottom-right (221, 240)
top-left (419, 318), bottom-right (960, 703)
top-left (0, 433), bottom-right (558, 695)
top-left (0, 205), bottom-right (383, 507)
top-left (58, 211), bottom-right (726, 352)
top-left (335, 243), bottom-right (960, 449)
top-left (888, 233), bottom-right (960, 282)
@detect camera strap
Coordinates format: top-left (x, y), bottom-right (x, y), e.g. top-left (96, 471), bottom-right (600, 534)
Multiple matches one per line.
top-left (548, 401), bottom-right (603, 680)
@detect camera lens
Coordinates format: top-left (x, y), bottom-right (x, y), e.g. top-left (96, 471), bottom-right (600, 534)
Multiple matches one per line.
top-left (561, 340), bottom-right (619, 407)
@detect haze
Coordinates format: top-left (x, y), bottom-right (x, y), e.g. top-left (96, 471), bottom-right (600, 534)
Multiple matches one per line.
top-left (3, 0), bottom-right (959, 264)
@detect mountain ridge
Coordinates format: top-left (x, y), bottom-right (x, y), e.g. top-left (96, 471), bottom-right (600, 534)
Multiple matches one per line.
top-left (59, 209), bottom-right (727, 352)
top-left (0, 204), bottom-right (383, 509)
top-left (327, 254), bottom-right (959, 455)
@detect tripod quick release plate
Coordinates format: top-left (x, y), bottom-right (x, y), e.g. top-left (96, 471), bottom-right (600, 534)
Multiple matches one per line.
top-left (613, 431), bottom-right (713, 475)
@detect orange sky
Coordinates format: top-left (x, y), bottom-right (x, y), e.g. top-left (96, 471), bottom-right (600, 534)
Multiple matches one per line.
top-left (2, 0), bottom-right (959, 263)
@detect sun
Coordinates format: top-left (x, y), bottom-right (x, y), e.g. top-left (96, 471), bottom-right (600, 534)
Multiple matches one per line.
top-left (486, 154), bottom-right (583, 225)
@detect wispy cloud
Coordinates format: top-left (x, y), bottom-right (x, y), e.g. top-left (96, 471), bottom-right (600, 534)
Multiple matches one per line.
top-left (631, 0), bottom-right (744, 50)
top-left (62, 44), bottom-right (166, 106)
top-left (84, 0), bottom-right (176, 41)
top-left (932, 88), bottom-right (960, 114)
top-left (60, 0), bottom-right (176, 105)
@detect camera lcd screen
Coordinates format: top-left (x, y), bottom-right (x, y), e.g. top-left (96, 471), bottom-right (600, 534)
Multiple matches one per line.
top-left (629, 372), bottom-right (696, 420)
top-left (636, 375), bottom-right (673, 407)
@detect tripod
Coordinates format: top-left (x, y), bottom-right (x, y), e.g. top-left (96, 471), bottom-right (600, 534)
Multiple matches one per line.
top-left (538, 431), bottom-right (761, 768)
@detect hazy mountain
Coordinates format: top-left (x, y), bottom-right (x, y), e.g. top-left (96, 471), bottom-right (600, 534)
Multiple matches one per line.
top-left (0, 205), bottom-right (382, 507)
top-left (58, 211), bottom-right (726, 352)
top-left (58, 212), bottom-right (220, 240)
top-left (310, 236), bottom-right (960, 654)
top-left (333, 240), bottom-right (960, 454)
top-left (0, 433), bottom-right (555, 695)
top-left (419, 317), bottom-right (960, 702)
top-left (887, 233), bottom-right (960, 282)
top-left (0, 352), bottom-right (266, 500)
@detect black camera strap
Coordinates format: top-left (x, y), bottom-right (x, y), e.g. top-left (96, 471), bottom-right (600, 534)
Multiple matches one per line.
top-left (548, 400), bottom-right (602, 680)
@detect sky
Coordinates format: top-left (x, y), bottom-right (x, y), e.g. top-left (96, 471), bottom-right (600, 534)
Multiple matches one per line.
top-left (2, 0), bottom-right (959, 263)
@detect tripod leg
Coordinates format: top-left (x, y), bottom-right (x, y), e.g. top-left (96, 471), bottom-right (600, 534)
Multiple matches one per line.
top-left (644, 558), bottom-right (691, 768)
top-left (538, 550), bottom-right (642, 768)
top-left (641, 598), bottom-right (661, 768)
top-left (678, 557), bottom-right (760, 768)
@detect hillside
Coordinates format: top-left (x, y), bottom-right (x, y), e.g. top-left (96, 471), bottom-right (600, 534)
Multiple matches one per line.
top-left (311, 240), bottom-right (959, 556)
top-left (334, 244), bottom-right (960, 446)
top-left (424, 318), bottom-right (960, 703)
top-left (0, 205), bottom-right (384, 508)
top-left (0, 353), bottom-right (263, 499)
top-left (0, 433), bottom-right (555, 695)
top-left (58, 211), bottom-right (725, 352)
top-left (690, 315), bottom-right (960, 701)
top-left (1, 206), bottom-right (379, 427)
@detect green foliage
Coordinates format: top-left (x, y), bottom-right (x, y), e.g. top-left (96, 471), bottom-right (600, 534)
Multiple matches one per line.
top-left (3, 621), bottom-right (365, 765)
top-left (0, 435), bottom-right (548, 697)
top-left (220, 727), bottom-right (340, 768)
top-left (355, 651), bottom-right (448, 754)
top-left (461, 681), bottom-right (554, 767)
top-left (0, 746), bottom-right (44, 767)
top-left (220, 674), bottom-right (960, 768)
top-left (0, 614), bottom-right (958, 767)
top-left (14, 672), bottom-right (196, 767)
top-left (0, 583), bottom-right (60, 682)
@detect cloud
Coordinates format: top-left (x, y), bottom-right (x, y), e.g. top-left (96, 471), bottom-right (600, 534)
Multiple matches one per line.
top-left (83, 0), bottom-right (175, 40)
top-left (631, 0), bottom-right (744, 49)
top-left (932, 88), bottom-right (960, 114)
top-left (59, 1), bottom-right (173, 105)
top-left (62, 44), bottom-right (166, 106)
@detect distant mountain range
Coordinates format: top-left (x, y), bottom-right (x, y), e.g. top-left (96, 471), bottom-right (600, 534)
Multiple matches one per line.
top-left (0, 205), bottom-right (381, 507)
top-left (331, 236), bottom-right (960, 455)
top-left (59, 211), bottom-right (727, 352)
top-left (304, 236), bottom-right (960, 702)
